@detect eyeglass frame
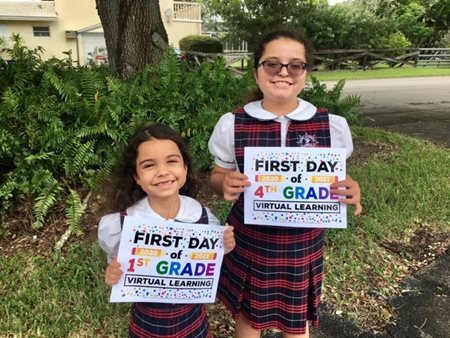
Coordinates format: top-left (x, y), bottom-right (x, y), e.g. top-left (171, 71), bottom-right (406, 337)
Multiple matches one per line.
top-left (256, 60), bottom-right (308, 76)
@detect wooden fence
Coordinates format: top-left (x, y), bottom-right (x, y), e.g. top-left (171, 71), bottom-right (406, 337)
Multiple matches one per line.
top-left (181, 48), bottom-right (450, 72)
top-left (312, 48), bottom-right (450, 70)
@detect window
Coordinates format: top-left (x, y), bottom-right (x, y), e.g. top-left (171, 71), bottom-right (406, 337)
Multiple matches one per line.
top-left (33, 26), bottom-right (50, 37)
top-left (0, 25), bottom-right (8, 46)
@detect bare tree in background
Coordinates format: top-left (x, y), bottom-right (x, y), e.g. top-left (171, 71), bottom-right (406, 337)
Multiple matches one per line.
top-left (96, 0), bottom-right (168, 80)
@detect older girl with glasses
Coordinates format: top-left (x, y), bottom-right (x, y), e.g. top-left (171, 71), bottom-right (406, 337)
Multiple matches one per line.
top-left (208, 28), bottom-right (362, 338)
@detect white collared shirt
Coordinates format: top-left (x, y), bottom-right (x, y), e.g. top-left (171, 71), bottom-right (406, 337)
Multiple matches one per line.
top-left (98, 196), bottom-right (220, 262)
top-left (208, 98), bottom-right (354, 170)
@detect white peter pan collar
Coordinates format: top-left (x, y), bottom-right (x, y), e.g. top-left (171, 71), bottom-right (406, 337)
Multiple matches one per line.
top-left (243, 98), bottom-right (317, 121)
top-left (131, 195), bottom-right (203, 223)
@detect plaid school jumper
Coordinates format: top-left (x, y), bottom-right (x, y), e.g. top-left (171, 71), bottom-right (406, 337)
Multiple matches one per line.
top-left (121, 207), bottom-right (212, 338)
top-left (217, 107), bottom-right (331, 334)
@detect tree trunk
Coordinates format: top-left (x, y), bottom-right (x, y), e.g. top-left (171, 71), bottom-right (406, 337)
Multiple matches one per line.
top-left (96, 0), bottom-right (168, 80)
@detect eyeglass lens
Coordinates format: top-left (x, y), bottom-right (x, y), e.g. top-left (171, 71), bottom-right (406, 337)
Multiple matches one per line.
top-left (260, 60), bottom-right (307, 76)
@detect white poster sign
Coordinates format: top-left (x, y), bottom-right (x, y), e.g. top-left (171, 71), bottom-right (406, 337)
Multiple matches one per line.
top-left (110, 216), bottom-right (225, 303)
top-left (244, 147), bottom-right (347, 228)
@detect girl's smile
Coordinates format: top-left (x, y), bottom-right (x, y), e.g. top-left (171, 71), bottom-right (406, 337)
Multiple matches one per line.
top-left (272, 80), bottom-right (293, 88)
top-left (155, 179), bottom-right (175, 186)
top-left (154, 179), bottom-right (177, 189)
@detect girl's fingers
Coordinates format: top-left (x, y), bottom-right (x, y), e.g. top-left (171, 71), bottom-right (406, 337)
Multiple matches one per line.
top-left (105, 260), bottom-right (123, 285)
top-left (109, 259), bottom-right (121, 268)
top-left (223, 173), bottom-right (251, 200)
top-left (223, 224), bottom-right (236, 254)
top-left (354, 202), bottom-right (363, 216)
top-left (330, 175), bottom-right (362, 215)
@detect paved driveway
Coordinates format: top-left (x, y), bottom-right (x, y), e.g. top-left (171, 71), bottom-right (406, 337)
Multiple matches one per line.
top-left (323, 76), bottom-right (450, 147)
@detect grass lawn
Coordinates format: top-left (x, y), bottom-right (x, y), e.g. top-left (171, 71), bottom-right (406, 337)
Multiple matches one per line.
top-left (309, 66), bottom-right (450, 81)
top-left (231, 60), bottom-right (450, 81)
top-left (1, 127), bottom-right (449, 337)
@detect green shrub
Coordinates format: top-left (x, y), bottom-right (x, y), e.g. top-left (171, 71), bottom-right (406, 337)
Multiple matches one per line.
top-left (302, 76), bottom-right (363, 125)
top-left (179, 35), bottom-right (223, 53)
top-left (0, 39), bottom-right (250, 235)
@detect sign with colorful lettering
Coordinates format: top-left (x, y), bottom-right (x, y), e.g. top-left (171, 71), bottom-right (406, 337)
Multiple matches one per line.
top-left (244, 147), bottom-right (347, 228)
top-left (110, 216), bottom-right (225, 303)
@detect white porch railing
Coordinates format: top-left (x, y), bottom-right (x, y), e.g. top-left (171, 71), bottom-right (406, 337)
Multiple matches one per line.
top-left (223, 40), bottom-right (248, 53)
top-left (173, 1), bottom-right (201, 22)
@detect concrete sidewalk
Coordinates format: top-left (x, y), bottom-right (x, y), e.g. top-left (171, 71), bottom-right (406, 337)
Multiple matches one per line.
top-left (340, 77), bottom-right (450, 148)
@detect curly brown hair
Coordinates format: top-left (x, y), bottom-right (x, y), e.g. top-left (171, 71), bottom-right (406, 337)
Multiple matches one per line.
top-left (100, 123), bottom-right (199, 213)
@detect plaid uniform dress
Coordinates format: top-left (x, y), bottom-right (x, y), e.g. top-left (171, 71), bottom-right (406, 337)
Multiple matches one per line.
top-left (120, 207), bottom-right (212, 338)
top-left (217, 107), bottom-right (331, 334)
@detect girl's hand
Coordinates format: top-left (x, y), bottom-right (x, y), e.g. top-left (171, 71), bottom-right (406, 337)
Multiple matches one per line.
top-left (223, 171), bottom-right (251, 201)
top-left (330, 175), bottom-right (363, 216)
top-left (223, 225), bottom-right (236, 254)
top-left (105, 259), bottom-right (123, 286)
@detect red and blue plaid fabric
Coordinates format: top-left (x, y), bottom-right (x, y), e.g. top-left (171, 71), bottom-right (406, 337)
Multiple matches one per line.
top-left (120, 207), bottom-right (212, 338)
top-left (217, 107), bottom-right (331, 334)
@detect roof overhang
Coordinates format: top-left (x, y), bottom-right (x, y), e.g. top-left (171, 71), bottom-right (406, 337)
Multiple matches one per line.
top-left (0, 1), bottom-right (58, 21)
top-left (0, 16), bottom-right (57, 21)
top-left (77, 23), bottom-right (104, 34)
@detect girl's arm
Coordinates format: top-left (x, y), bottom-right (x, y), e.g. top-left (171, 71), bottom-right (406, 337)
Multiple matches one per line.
top-left (98, 213), bottom-right (122, 263)
top-left (210, 164), bottom-right (251, 201)
top-left (330, 174), bottom-right (363, 216)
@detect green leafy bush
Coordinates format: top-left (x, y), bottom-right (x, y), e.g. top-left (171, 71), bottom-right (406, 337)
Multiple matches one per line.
top-left (302, 76), bottom-right (363, 125)
top-left (179, 35), bottom-right (223, 53)
top-left (0, 37), bottom-right (251, 235)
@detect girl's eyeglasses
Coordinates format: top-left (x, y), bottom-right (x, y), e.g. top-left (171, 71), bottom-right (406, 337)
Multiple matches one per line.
top-left (257, 60), bottom-right (308, 76)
